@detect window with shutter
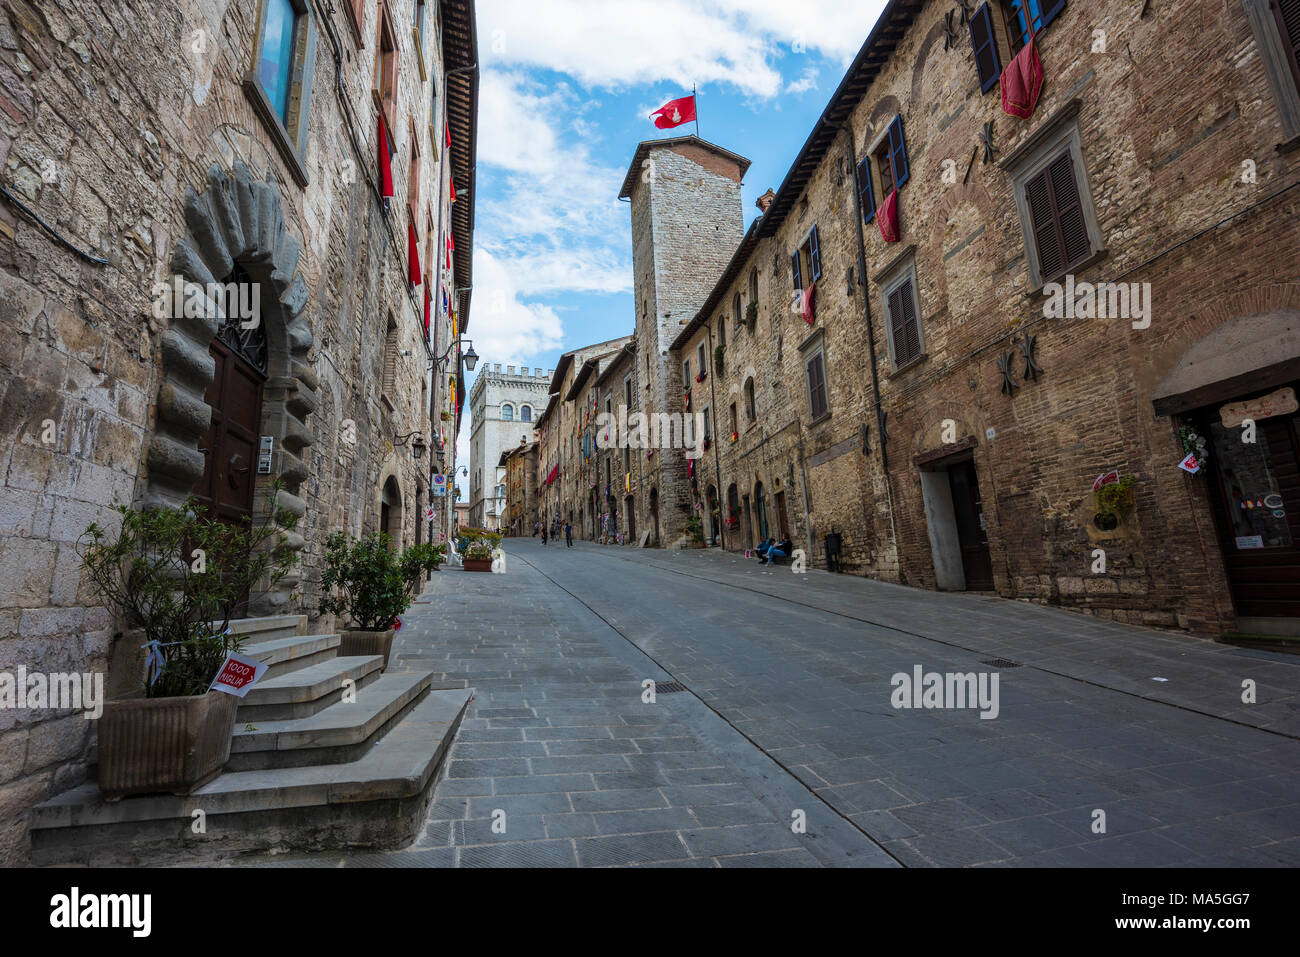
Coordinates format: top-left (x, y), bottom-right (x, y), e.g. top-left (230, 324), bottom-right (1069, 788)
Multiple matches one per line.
top-left (885, 277), bottom-right (922, 367)
top-left (809, 226), bottom-right (822, 281)
top-left (872, 115), bottom-right (910, 196)
top-left (969, 3), bottom-right (1003, 92)
top-left (791, 251), bottom-right (802, 292)
top-left (805, 350), bottom-right (828, 420)
top-left (1003, 0), bottom-right (1067, 52)
top-left (1273, 0), bottom-right (1300, 91)
top-left (792, 227), bottom-right (821, 297)
top-left (1024, 149), bottom-right (1092, 282)
top-left (857, 157), bottom-right (876, 223)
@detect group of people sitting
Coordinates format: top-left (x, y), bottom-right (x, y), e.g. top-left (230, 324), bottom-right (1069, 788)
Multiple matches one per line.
top-left (752, 536), bottom-right (794, 565)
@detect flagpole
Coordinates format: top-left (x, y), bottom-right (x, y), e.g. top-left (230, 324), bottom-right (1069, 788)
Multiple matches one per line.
top-left (693, 84), bottom-right (700, 138)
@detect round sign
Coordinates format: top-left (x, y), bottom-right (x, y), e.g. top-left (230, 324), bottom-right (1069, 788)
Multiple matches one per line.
top-left (1264, 493), bottom-right (1283, 509)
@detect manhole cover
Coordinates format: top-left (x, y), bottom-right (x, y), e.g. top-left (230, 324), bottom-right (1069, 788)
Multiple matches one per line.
top-left (980, 658), bottom-right (1022, 669)
top-left (654, 681), bottom-right (687, 694)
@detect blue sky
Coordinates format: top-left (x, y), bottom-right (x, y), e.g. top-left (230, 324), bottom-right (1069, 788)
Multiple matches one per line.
top-left (456, 0), bottom-right (889, 494)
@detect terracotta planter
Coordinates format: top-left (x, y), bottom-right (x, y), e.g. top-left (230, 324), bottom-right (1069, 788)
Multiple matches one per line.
top-left (338, 629), bottom-right (396, 669)
top-left (97, 691), bottom-right (238, 801)
top-left (463, 558), bottom-right (493, 572)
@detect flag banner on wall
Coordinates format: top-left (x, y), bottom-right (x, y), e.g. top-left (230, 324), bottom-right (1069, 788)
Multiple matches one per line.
top-left (877, 188), bottom-right (900, 243)
top-left (1001, 30), bottom-right (1044, 119)
top-left (408, 220), bottom-right (422, 286)
top-left (378, 116), bottom-right (394, 210)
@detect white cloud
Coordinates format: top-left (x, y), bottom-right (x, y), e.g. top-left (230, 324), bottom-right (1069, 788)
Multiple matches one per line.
top-left (477, 71), bottom-right (632, 298)
top-left (784, 66), bottom-right (820, 95)
top-left (479, 0), bottom-right (890, 96)
top-left (469, 247), bottom-right (567, 361)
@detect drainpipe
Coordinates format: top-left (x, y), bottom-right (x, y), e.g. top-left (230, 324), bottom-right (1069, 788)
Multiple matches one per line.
top-left (797, 426), bottom-right (814, 564)
top-left (844, 119), bottom-right (900, 564)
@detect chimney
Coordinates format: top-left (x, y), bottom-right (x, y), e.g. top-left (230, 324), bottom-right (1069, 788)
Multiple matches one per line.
top-left (755, 188), bottom-right (775, 213)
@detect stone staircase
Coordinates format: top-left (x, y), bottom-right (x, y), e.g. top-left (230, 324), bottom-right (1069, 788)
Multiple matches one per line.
top-left (29, 615), bottom-right (471, 866)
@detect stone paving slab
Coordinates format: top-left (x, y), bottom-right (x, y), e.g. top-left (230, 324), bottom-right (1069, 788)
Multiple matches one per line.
top-left (228, 539), bottom-right (1300, 867)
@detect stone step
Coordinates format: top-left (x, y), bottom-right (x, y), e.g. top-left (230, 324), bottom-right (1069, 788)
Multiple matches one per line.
top-left (28, 689), bottom-right (474, 866)
top-left (237, 655), bottom-right (384, 721)
top-left (222, 614), bottom-right (306, 643)
top-left (226, 671), bottom-right (434, 770)
top-left (239, 633), bottom-right (342, 680)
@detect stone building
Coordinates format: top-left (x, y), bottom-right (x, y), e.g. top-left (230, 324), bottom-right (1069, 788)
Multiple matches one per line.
top-left (619, 138), bottom-right (748, 547)
top-left (654, 0), bottom-right (1300, 638)
top-left (535, 336), bottom-right (631, 534)
top-left (500, 439), bottom-right (535, 537)
top-left (0, 0), bottom-right (478, 864)
top-left (466, 362), bottom-right (550, 529)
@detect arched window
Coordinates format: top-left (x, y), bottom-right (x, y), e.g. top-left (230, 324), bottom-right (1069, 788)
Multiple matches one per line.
top-left (520, 405), bottom-right (532, 422)
top-left (749, 267), bottom-right (759, 306)
top-left (744, 377), bottom-right (756, 423)
top-left (501, 403), bottom-right (514, 421)
top-left (733, 292), bottom-right (742, 328)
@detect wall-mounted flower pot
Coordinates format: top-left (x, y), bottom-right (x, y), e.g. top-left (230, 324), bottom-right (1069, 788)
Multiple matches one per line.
top-left (97, 691), bottom-right (238, 801)
top-left (463, 558), bottom-right (493, 572)
top-left (338, 628), bottom-right (396, 670)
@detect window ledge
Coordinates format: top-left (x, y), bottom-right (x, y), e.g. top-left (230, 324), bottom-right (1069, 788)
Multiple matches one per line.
top-left (242, 76), bottom-right (310, 188)
top-left (808, 411), bottom-right (832, 427)
top-left (1027, 247), bottom-right (1111, 300)
top-left (887, 352), bottom-right (929, 377)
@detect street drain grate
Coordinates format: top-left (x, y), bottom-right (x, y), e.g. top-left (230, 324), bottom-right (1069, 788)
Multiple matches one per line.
top-left (654, 681), bottom-right (688, 694)
top-left (980, 658), bottom-right (1023, 669)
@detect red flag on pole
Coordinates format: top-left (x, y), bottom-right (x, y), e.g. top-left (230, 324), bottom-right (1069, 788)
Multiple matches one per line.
top-left (450, 176), bottom-right (456, 204)
top-left (649, 95), bottom-right (696, 130)
top-left (445, 122), bottom-right (451, 150)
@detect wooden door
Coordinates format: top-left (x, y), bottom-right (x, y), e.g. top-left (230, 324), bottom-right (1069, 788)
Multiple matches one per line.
top-left (948, 459), bottom-right (994, 590)
top-left (194, 338), bottom-right (263, 527)
top-left (1204, 397), bottom-right (1300, 619)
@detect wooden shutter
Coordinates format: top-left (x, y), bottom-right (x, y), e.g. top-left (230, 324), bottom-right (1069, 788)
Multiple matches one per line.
top-left (888, 116), bottom-right (910, 189)
top-left (888, 280), bottom-right (921, 365)
top-left (1273, 0), bottom-right (1300, 90)
top-left (857, 157), bottom-right (876, 223)
top-left (791, 250), bottom-right (802, 291)
top-left (1025, 150), bottom-right (1092, 282)
top-left (969, 3), bottom-right (1003, 93)
top-left (807, 353), bottom-right (827, 418)
top-left (809, 226), bottom-right (822, 282)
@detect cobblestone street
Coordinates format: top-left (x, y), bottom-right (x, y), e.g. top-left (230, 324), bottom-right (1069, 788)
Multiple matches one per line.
top-left (246, 540), bottom-right (1300, 868)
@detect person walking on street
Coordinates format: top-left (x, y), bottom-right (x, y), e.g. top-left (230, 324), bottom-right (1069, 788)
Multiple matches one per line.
top-left (541, 525), bottom-right (548, 546)
top-left (565, 522), bottom-right (573, 547)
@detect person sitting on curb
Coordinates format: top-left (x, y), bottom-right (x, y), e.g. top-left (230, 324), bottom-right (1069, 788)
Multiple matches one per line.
top-left (753, 537), bottom-right (773, 561)
top-left (762, 538), bottom-right (793, 565)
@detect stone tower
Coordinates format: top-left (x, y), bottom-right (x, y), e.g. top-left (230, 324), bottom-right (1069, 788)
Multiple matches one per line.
top-left (619, 136), bottom-right (750, 544)
top-left (468, 364), bottom-right (553, 529)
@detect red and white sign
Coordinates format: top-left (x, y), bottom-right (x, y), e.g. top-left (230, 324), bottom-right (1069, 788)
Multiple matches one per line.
top-left (1178, 453), bottom-right (1202, 475)
top-left (209, 652), bottom-right (268, 698)
top-left (425, 506), bottom-right (435, 521)
top-left (1092, 470), bottom-right (1120, 492)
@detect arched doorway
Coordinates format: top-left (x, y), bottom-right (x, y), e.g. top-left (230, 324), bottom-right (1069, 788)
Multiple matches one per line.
top-left (754, 481), bottom-right (769, 540)
top-left (727, 483), bottom-right (741, 549)
top-left (381, 476), bottom-right (402, 543)
top-left (705, 484), bottom-right (720, 545)
top-left (649, 488), bottom-right (660, 546)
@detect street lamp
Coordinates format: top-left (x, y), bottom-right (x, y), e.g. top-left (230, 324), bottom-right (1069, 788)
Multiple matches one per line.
top-left (432, 337), bottom-right (477, 371)
top-left (393, 431), bottom-right (427, 459)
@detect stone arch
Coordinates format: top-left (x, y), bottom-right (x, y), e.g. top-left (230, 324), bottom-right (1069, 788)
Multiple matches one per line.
top-left (375, 452), bottom-right (404, 540)
top-left (860, 95), bottom-right (904, 154)
top-left (909, 19), bottom-right (953, 124)
top-left (145, 160), bottom-right (316, 610)
top-left (925, 182), bottom-right (1000, 325)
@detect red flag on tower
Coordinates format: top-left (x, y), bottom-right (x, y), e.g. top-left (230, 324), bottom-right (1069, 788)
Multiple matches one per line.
top-left (649, 95), bottom-right (696, 130)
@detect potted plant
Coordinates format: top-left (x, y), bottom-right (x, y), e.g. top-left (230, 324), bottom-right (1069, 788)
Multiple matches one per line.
top-left (745, 301), bottom-right (758, 327)
top-left (463, 540), bottom-right (495, 572)
top-left (318, 533), bottom-right (442, 669)
top-left (1093, 475), bottom-right (1137, 531)
top-left (714, 343), bottom-right (726, 376)
top-left (79, 493), bottom-right (297, 799)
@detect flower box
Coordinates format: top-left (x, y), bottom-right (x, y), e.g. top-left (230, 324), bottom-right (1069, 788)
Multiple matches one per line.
top-left (338, 628), bottom-right (396, 671)
top-left (463, 558), bottom-right (493, 572)
top-left (97, 691), bottom-right (238, 801)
